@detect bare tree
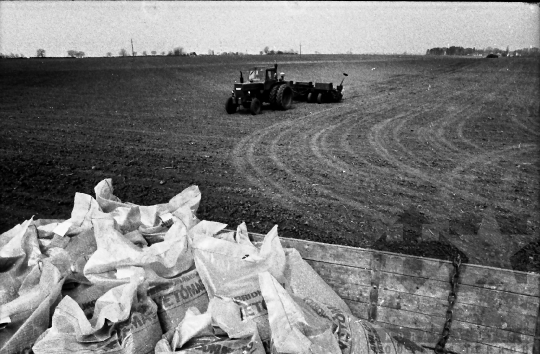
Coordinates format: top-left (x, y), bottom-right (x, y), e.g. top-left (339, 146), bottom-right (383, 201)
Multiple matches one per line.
top-left (36, 48), bottom-right (46, 58)
top-left (68, 50), bottom-right (85, 58)
top-left (142, 51), bottom-right (147, 56)
top-left (119, 48), bottom-right (128, 57)
top-left (263, 46), bottom-right (269, 54)
top-left (173, 47), bottom-right (184, 56)
top-left (106, 52), bottom-right (112, 57)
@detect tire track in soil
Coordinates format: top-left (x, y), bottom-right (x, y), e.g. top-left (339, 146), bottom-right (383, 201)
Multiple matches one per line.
top-left (232, 60), bottom-right (539, 245)
top-left (234, 90), bottom-right (457, 237)
top-left (368, 65), bottom-right (537, 219)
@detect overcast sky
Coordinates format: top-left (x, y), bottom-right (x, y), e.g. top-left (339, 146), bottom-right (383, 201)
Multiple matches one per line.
top-left (0, 2), bottom-right (538, 57)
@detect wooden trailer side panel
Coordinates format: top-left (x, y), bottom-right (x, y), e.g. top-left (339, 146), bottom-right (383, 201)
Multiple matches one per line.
top-left (249, 233), bottom-right (540, 354)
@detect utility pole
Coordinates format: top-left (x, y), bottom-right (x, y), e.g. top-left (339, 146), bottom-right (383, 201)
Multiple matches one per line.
top-left (131, 39), bottom-right (135, 56)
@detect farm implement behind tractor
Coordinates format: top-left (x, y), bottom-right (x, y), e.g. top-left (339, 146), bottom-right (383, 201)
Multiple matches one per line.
top-left (225, 64), bottom-right (347, 115)
top-left (291, 73), bottom-right (348, 104)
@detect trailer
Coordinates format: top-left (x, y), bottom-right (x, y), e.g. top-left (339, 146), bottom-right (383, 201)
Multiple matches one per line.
top-left (245, 231), bottom-right (540, 354)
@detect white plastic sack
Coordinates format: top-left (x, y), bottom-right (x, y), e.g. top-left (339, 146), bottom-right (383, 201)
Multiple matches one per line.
top-left (84, 217), bottom-right (193, 286)
top-left (146, 267), bottom-right (209, 333)
top-left (0, 259), bottom-right (65, 354)
top-left (300, 297), bottom-right (426, 354)
top-left (52, 193), bottom-right (104, 237)
top-left (284, 248), bottom-right (351, 314)
top-left (95, 179), bottom-right (201, 234)
top-left (0, 218), bottom-right (42, 305)
top-left (259, 272), bottom-right (341, 354)
top-left (192, 223), bottom-right (287, 342)
top-left (32, 267), bottom-right (163, 354)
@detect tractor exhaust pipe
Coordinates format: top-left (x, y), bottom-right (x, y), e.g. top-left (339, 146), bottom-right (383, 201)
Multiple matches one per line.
top-left (339, 73), bottom-right (348, 86)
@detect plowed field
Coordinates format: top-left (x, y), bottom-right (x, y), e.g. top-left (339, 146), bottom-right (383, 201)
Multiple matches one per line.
top-left (1, 55), bottom-right (538, 273)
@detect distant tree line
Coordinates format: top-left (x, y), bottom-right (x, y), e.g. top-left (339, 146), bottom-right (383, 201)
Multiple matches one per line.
top-left (260, 46), bottom-right (298, 55)
top-left (0, 53), bottom-right (26, 59)
top-left (426, 45), bottom-right (540, 57)
top-left (67, 50), bottom-right (85, 58)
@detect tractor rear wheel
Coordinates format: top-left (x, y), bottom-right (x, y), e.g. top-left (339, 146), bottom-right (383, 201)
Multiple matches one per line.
top-left (225, 97), bottom-right (237, 114)
top-left (269, 85), bottom-right (280, 109)
top-left (276, 85), bottom-right (293, 110)
top-left (307, 92), bottom-right (316, 103)
top-left (250, 98), bottom-right (261, 115)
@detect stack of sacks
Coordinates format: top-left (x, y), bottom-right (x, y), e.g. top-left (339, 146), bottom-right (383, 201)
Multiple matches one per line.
top-left (0, 178), bottom-right (426, 354)
top-left (1, 179), bottom-right (206, 353)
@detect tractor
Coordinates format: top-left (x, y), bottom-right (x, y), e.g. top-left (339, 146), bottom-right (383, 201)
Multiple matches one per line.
top-left (225, 63), bottom-right (293, 115)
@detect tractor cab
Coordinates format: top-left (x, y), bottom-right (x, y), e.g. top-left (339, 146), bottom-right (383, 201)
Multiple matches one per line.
top-left (247, 67), bottom-right (272, 82)
top-left (244, 66), bottom-right (278, 90)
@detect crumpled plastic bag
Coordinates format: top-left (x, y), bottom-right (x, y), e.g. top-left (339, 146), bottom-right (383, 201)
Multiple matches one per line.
top-left (52, 192), bottom-right (104, 237)
top-left (0, 218), bottom-right (43, 306)
top-left (207, 297), bottom-right (257, 339)
top-left (146, 266), bottom-right (209, 334)
top-left (166, 307), bottom-right (214, 350)
top-left (213, 222), bottom-right (254, 246)
top-left (192, 222), bottom-right (287, 342)
top-left (32, 267), bottom-right (163, 354)
top-left (0, 259), bottom-right (66, 354)
top-left (85, 216), bottom-right (209, 332)
top-left (155, 331), bottom-right (264, 354)
top-left (215, 223), bottom-right (351, 315)
top-left (32, 219), bottom-right (65, 240)
top-left (154, 306), bottom-right (265, 354)
top-left (95, 179), bottom-right (200, 236)
top-left (300, 297), bottom-right (426, 354)
top-left (259, 271), bottom-right (341, 354)
top-left (84, 217), bottom-right (193, 286)
top-left (284, 248), bottom-right (351, 314)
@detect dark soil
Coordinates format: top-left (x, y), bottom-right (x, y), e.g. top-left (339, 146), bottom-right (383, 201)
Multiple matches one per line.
top-left (1, 54), bottom-right (538, 273)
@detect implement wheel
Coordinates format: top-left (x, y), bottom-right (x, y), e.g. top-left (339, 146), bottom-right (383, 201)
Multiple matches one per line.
top-left (307, 92), bottom-right (316, 103)
top-left (276, 85), bottom-right (293, 110)
top-left (317, 92), bottom-right (324, 104)
top-left (250, 98), bottom-right (261, 115)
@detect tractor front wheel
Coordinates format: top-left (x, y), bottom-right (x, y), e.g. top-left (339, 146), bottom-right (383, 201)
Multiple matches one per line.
top-left (225, 97), bottom-right (237, 114)
top-left (277, 85), bottom-right (293, 110)
top-left (250, 98), bottom-right (261, 115)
